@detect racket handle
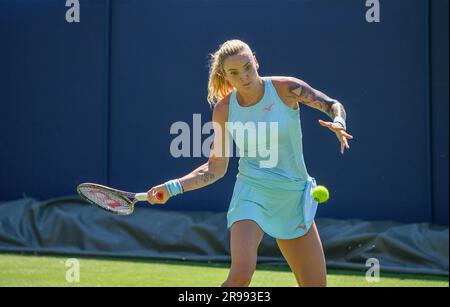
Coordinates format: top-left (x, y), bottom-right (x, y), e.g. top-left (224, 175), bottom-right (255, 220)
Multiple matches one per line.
top-left (135, 193), bottom-right (148, 201)
top-left (136, 192), bottom-right (164, 201)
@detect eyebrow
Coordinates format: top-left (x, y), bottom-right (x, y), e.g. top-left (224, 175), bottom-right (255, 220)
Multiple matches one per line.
top-left (226, 61), bottom-right (251, 72)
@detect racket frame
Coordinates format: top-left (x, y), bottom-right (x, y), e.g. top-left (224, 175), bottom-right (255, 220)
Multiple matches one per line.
top-left (77, 183), bottom-right (146, 216)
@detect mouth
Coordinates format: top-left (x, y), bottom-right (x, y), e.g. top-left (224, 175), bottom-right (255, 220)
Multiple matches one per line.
top-left (242, 82), bottom-right (251, 87)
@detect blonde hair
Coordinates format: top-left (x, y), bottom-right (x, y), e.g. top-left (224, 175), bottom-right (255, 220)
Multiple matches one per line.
top-left (207, 40), bottom-right (253, 108)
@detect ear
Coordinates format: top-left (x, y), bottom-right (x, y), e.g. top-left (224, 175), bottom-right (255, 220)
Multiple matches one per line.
top-left (253, 53), bottom-right (260, 70)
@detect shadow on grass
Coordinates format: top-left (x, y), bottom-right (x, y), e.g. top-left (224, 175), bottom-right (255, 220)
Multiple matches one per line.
top-left (1, 251), bottom-right (448, 283)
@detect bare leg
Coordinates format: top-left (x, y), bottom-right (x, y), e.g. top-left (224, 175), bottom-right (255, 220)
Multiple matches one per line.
top-left (276, 221), bottom-right (327, 287)
top-left (221, 220), bottom-right (265, 287)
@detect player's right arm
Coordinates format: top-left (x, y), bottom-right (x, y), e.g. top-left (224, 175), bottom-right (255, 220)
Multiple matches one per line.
top-left (178, 96), bottom-right (230, 192)
top-left (147, 96), bottom-right (230, 204)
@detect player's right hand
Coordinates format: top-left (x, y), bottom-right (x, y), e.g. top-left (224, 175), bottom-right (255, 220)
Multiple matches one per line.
top-left (147, 184), bottom-right (170, 205)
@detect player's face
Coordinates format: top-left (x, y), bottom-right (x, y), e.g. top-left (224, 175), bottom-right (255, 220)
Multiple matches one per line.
top-left (223, 52), bottom-right (260, 91)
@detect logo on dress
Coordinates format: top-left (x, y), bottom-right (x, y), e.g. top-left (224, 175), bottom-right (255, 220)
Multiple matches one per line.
top-left (264, 102), bottom-right (275, 111)
top-left (298, 225), bottom-right (306, 230)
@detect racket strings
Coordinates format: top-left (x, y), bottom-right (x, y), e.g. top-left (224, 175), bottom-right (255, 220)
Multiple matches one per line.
top-left (79, 187), bottom-right (131, 214)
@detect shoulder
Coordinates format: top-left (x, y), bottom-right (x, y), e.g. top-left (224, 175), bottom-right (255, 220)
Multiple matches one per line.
top-left (212, 93), bottom-right (231, 123)
top-left (269, 76), bottom-right (307, 95)
top-left (268, 76), bottom-right (306, 109)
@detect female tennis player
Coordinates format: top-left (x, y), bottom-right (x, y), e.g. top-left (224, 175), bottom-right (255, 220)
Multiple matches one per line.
top-left (147, 40), bottom-right (353, 287)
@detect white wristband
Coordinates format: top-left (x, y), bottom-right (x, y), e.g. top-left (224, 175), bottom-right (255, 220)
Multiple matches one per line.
top-left (164, 179), bottom-right (184, 197)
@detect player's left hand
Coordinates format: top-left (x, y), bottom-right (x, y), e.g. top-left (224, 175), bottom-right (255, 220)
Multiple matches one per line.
top-left (318, 119), bottom-right (354, 154)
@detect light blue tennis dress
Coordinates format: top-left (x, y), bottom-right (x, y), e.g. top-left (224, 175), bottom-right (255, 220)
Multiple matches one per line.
top-left (226, 77), bottom-right (318, 239)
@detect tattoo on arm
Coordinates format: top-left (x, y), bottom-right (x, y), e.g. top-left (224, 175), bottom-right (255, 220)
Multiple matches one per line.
top-left (180, 163), bottom-right (215, 190)
top-left (298, 86), bottom-right (346, 120)
top-left (201, 172), bottom-right (215, 183)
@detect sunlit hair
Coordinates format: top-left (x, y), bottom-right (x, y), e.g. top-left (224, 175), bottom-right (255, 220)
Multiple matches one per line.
top-left (207, 39), bottom-right (253, 108)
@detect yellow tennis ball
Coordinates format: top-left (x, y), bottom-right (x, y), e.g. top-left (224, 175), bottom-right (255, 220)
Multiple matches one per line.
top-left (311, 185), bottom-right (329, 203)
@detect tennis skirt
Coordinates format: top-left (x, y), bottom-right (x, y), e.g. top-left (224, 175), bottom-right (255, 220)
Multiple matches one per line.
top-left (227, 176), bottom-right (318, 239)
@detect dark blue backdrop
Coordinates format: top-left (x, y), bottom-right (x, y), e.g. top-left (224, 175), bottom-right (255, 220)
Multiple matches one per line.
top-left (0, 0), bottom-right (448, 225)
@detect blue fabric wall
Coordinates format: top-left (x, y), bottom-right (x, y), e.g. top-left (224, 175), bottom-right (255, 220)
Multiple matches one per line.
top-left (0, 0), bottom-right (108, 198)
top-left (0, 0), bottom-right (448, 225)
top-left (430, 0), bottom-right (449, 225)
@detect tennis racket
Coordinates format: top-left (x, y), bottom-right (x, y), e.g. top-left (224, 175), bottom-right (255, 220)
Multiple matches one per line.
top-left (77, 183), bottom-right (163, 216)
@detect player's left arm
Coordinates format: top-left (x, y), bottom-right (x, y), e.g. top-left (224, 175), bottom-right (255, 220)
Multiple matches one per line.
top-left (287, 77), bottom-right (354, 154)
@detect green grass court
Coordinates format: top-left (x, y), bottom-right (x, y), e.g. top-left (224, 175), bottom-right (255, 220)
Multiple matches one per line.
top-left (0, 253), bottom-right (447, 287)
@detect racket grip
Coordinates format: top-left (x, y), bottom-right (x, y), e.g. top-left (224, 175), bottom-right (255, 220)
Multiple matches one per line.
top-left (135, 193), bottom-right (149, 201)
top-left (136, 192), bottom-right (163, 202)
